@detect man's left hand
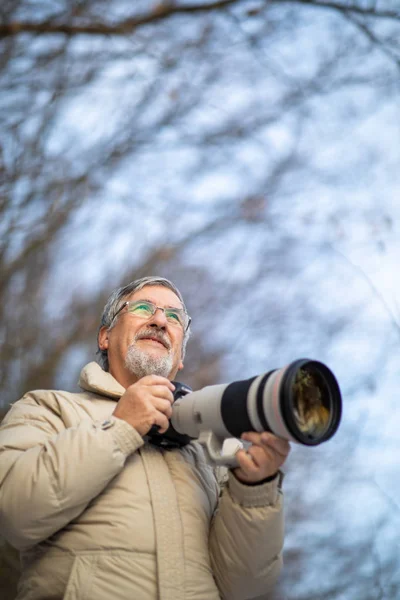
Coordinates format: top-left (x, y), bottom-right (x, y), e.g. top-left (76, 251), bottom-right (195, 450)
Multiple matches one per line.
top-left (233, 431), bottom-right (290, 485)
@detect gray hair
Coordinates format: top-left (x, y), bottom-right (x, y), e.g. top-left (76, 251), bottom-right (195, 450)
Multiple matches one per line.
top-left (97, 276), bottom-right (191, 371)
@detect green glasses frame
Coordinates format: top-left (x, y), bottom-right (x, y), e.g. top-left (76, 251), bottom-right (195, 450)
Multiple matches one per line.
top-left (112, 300), bottom-right (191, 331)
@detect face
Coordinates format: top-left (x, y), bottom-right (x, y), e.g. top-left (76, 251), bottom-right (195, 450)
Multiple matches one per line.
top-left (98, 285), bottom-right (185, 388)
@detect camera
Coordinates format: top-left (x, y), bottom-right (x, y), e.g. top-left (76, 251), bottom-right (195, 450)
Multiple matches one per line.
top-left (148, 359), bottom-right (342, 466)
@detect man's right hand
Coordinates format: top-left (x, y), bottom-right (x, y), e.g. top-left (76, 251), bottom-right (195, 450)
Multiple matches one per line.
top-left (112, 375), bottom-right (175, 437)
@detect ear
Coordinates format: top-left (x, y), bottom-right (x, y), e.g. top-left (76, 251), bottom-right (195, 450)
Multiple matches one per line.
top-left (98, 326), bottom-right (109, 350)
top-left (177, 360), bottom-right (184, 372)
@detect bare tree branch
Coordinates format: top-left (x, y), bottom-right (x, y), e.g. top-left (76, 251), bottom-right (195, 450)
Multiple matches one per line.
top-left (0, 0), bottom-right (241, 37)
top-left (344, 12), bottom-right (400, 70)
top-left (0, 0), bottom-right (399, 38)
top-left (277, 0), bottom-right (400, 20)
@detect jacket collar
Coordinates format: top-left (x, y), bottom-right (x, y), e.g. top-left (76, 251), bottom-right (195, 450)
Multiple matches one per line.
top-left (79, 362), bottom-right (125, 400)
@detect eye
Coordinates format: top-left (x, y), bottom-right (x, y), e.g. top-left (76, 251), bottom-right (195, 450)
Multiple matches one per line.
top-left (131, 302), bottom-right (154, 316)
top-left (166, 310), bottom-right (182, 325)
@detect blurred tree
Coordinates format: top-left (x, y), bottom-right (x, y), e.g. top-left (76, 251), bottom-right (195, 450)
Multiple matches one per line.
top-left (1, 1), bottom-right (400, 599)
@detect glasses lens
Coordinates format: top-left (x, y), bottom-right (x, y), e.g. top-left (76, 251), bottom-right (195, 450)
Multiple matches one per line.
top-left (165, 309), bottom-right (184, 327)
top-left (292, 367), bottom-right (331, 438)
top-left (129, 301), bottom-right (155, 318)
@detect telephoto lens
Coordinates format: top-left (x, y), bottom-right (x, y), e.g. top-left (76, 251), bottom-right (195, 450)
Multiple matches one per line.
top-left (170, 359), bottom-right (342, 446)
top-left (248, 359), bottom-right (342, 445)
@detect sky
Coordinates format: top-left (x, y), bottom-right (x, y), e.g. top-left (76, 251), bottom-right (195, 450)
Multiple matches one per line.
top-left (3, 2), bottom-right (400, 596)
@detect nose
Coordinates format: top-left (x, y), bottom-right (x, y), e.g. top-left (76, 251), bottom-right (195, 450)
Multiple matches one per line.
top-left (149, 306), bottom-right (168, 328)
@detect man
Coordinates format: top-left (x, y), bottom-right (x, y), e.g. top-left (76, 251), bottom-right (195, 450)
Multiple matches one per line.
top-left (0, 276), bottom-right (290, 600)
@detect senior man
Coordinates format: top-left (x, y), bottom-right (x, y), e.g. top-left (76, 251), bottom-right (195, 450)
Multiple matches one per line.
top-left (0, 276), bottom-right (290, 600)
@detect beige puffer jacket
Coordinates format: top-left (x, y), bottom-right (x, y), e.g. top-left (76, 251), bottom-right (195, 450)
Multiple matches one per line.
top-left (0, 363), bottom-right (284, 600)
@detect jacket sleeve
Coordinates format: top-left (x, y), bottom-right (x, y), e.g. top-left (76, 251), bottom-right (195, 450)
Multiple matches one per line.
top-left (209, 471), bottom-right (284, 600)
top-left (0, 396), bottom-right (143, 552)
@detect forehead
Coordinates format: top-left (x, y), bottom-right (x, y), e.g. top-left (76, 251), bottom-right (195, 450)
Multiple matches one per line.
top-left (128, 285), bottom-right (183, 308)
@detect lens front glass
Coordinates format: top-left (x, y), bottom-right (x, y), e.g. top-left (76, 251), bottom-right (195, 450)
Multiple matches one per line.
top-left (292, 366), bottom-right (331, 440)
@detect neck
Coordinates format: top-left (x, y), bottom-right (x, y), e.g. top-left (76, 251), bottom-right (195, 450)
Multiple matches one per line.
top-left (109, 365), bottom-right (139, 390)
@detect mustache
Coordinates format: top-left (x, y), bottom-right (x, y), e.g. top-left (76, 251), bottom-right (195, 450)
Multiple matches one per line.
top-left (134, 328), bottom-right (172, 350)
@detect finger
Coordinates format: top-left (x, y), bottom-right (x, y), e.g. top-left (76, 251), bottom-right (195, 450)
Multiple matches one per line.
top-left (235, 449), bottom-right (259, 475)
top-left (241, 431), bottom-right (265, 444)
top-left (154, 412), bottom-right (170, 434)
top-left (245, 444), bottom-right (270, 468)
top-left (146, 385), bottom-right (175, 404)
top-left (139, 375), bottom-right (176, 391)
top-left (242, 431), bottom-right (290, 457)
top-left (260, 432), bottom-right (290, 456)
top-left (154, 398), bottom-right (173, 420)
top-left (241, 431), bottom-right (269, 444)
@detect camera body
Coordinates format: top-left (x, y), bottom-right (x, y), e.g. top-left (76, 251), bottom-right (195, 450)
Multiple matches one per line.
top-left (147, 382), bottom-right (194, 449)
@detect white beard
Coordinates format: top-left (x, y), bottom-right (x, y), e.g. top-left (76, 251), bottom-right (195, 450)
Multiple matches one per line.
top-left (124, 344), bottom-right (173, 379)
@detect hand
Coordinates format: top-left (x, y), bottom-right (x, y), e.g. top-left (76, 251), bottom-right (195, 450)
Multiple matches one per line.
top-left (113, 375), bottom-right (175, 437)
top-left (233, 431), bottom-right (290, 485)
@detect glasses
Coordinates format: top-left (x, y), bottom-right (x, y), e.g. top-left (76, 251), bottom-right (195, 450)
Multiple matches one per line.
top-left (112, 300), bottom-right (191, 331)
